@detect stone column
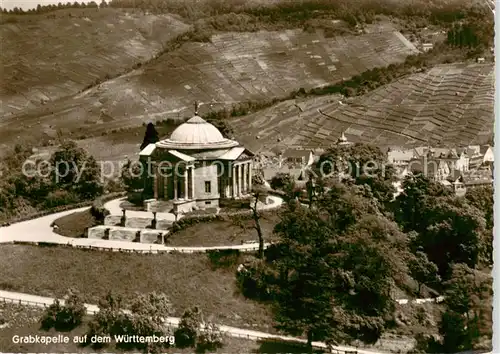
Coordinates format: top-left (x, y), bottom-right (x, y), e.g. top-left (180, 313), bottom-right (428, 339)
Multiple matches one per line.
top-left (239, 164), bottom-right (243, 196)
top-left (153, 164), bottom-right (158, 199)
top-left (248, 162), bottom-right (253, 191)
top-left (232, 164), bottom-right (236, 198)
top-left (190, 167), bottom-right (195, 199)
top-left (173, 172), bottom-right (178, 200)
top-left (163, 171), bottom-right (168, 200)
top-left (184, 169), bottom-right (188, 199)
top-left (242, 163), bottom-right (247, 195)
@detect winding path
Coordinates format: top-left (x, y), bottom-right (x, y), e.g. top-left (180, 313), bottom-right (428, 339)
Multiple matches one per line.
top-left (0, 289), bottom-right (385, 354)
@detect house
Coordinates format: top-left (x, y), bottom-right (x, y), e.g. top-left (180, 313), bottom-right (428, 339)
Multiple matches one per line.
top-left (280, 149), bottom-right (314, 168)
top-left (408, 157), bottom-right (450, 182)
top-left (422, 43), bottom-right (433, 52)
top-left (387, 148), bottom-right (415, 176)
top-left (464, 145), bottom-right (493, 171)
top-left (413, 147), bottom-right (470, 172)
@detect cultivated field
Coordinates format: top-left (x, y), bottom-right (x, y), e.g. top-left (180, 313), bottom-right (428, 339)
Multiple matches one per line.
top-left (0, 23), bottom-right (418, 156)
top-left (230, 62), bottom-right (494, 152)
top-left (0, 8), bottom-right (190, 117)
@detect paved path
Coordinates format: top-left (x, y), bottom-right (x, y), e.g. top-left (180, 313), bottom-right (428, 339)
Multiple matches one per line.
top-left (0, 290), bottom-right (386, 354)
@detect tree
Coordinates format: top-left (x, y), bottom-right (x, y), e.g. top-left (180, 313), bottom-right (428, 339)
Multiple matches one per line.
top-left (140, 123), bottom-right (159, 151)
top-left (175, 306), bottom-right (203, 348)
top-left (250, 186), bottom-right (266, 258)
top-left (197, 322), bottom-right (223, 352)
top-left (270, 172), bottom-right (293, 191)
top-left (465, 185), bottom-right (493, 230)
top-left (86, 291), bottom-right (173, 351)
top-left (394, 174), bottom-right (451, 233)
top-left (408, 251), bottom-right (440, 295)
top-left (415, 196), bottom-right (486, 278)
top-left (41, 288), bottom-right (86, 331)
top-left (438, 264), bottom-right (492, 352)
top-left (99, 0), bottom-right (108, 7)
top-left (316, 143), bottom-right (396, 208)
top-left (50, 140), bottom-right (103, 199)
top-left (263, 187), bottom-right (401, 349)
top-left (121, 158), bottom-right (144, 192)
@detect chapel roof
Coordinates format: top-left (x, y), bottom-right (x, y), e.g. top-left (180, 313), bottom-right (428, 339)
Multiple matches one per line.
top-left (156, 114), bottom-right (239, 150)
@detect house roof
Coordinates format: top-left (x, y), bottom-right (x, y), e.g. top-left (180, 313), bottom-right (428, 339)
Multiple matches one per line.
top-left (282, 149), bottom-right (312, 159)
top-left (387, 149), bottom-right (414, 162)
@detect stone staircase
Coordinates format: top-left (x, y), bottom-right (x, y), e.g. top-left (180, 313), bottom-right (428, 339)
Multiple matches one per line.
top-left (104, 215), bottom-right (173, 231)
top-left (87, 225), bottom-right (166, 244)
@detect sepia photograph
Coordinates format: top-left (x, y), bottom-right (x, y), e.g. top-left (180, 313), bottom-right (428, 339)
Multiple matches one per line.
top-left (0, 0), bottom-right (495, 353)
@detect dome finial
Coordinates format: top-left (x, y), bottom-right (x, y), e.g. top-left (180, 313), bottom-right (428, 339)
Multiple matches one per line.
top-left (194, 101), bottom-right (199, 115)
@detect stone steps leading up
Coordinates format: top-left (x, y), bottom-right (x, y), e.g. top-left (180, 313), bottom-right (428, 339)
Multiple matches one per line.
top-left (104, 215), bottom-right (173, 231)
top-left (88, 225), bottom-right (167, 244)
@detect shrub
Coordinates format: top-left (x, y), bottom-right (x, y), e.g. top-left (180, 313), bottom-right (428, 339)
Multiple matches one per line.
top-left (90, 196), bottom-right (111, 222)
top-left (40, 289), bottom-right (86, 331)
top-left (197, 322), bottom-right (224, 352)
top-left (43, 190), bottom-right (79, 209)
top-left (236, 258), bottom-right (279, 301)
top-left (207, 249), bottom-right (241, 269)
top-left (174, 306), bottom-right (203, 348)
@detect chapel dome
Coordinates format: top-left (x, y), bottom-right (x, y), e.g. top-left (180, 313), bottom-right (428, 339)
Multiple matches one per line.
top-left (156, 115), bottom-right (239, 150)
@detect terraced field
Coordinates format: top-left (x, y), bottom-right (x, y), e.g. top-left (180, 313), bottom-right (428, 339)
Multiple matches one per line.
top-left (0, 8), bottom-right (190, 117)
top-left (0, 24), bottom-right (418, 155)
top-left (230, 63), bottom-right (494, 152)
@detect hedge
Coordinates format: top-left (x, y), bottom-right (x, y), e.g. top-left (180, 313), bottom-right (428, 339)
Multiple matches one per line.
top-left (3, 192), bottom-right (126, 226)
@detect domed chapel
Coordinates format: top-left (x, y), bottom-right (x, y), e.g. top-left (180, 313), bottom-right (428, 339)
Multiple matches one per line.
top-left (138, 106), bottom-right (255, 213)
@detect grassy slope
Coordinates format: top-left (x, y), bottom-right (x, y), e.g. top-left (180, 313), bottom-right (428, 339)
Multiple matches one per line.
top-left (0, 21), bottom-right (418, 155)
top-left (0, 244), bottom-right (275, 332)
top-left (229, 62), bottom-right (494, 152)
top-left (0, 244), bottom-right (448, 353)
top-left (0, 8), bottom-right (190, 117)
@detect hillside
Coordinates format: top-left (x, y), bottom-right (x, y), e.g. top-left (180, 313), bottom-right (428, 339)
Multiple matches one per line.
top-left (0, 8), bottom-right (190, 116)
top-left (230, 63), bottom-right (494, 152)
top-left (0, 22), bottom-right (418, 155)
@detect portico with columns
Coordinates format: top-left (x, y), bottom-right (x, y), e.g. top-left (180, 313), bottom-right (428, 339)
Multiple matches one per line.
top-left (140, 109), bottom-right (254, 213)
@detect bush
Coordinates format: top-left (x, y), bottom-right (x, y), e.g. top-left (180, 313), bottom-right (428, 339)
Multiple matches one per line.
top-left (90, 196), bottom-right (111, 222)
top-left (40, 289), bottom-right (86, 331)
top-left (236, 259), bottom-right (279, 301)
top-left (43, 190), bottom-right (79, 209)
top-left (196, 322), bottom-right (224, 352)
top-left (206, 249), bottom-right (241, 269)
top-left (174, 306), bottom-right (203, 348)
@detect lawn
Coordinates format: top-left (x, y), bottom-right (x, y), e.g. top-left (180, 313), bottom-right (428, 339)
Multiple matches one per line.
top-left (0, 244), bottom-right (274, 333)
top-left (53, 209), bottom-right (98, 238)
top-left (0, 304), bottom-right (321, 353)
top-left (167, 213), bottom-right (281, 247)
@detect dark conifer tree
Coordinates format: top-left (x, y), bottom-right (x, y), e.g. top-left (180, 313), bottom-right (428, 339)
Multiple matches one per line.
top-left (140, 122), bottom-right (159, 150)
